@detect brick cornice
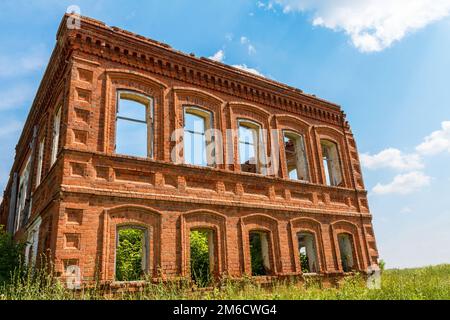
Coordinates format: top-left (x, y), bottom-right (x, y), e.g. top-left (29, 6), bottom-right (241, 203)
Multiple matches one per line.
top-left (58, 14), bottom-right (346, 128)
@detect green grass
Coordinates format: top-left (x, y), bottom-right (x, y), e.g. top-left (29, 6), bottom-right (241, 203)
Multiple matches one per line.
top-left (1, 264), bottom-right (449, 300)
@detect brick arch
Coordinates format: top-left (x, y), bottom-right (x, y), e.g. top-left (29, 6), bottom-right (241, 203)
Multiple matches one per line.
top-left (240, 214), bottom-right (281, 275)
top-left (104, 69), bottom-right (167, 158)
top-left (101, 205), bottom-right (162, 281)
top-left (180, 209), bottom-right (228, 277)
top-left (314, 125), bottom-right (345, 137)
top-left (229, 102), bottom-right (271, 120)
top-left (289, 217), bottom-right (326, 273)
top-left (329, 220), bottom-right (365, 272)
top-left (173, 87), bottom-right (224, 105)
top-left (106, 69), bottom-right (168, 91)
top-left (275, 114), bottom-right (311, 133)
top-left (172, 87), bottom-right (225, 166)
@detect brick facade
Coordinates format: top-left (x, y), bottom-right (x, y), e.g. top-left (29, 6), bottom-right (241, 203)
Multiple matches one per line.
top-left (0, 15), bottom-right (379, 284)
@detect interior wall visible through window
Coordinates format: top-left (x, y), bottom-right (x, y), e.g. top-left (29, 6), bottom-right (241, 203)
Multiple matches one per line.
top-left (284, 131), bottom-right (309, 181)
top-left (51, 106), bottom-right (61, 166)
top-left (321, 139), bottom-right (343, 186)
top-left (15, 155), bottom-right (31, 232)
top-left (239, 120), bottom-right (265, 174)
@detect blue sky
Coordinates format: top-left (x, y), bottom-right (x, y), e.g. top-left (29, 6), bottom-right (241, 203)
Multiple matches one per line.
top-left (1, 0), bottom-right (450, 268)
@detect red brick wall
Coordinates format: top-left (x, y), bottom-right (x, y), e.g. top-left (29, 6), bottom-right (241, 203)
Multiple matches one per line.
top-left (2, 15), bottom-right (379, 284)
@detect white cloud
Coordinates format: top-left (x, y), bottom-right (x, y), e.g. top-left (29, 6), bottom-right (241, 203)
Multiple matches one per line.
top-left (416, 121), bottom-right (450, 155)
top-left (240, 36), bottom-right (257, 55)
top-left (257, 1), bottom-right (276, 11)
top-left (0, 45), bottom-right (48, 77)
top-left (274, 0), bottom-right (450, 52)
top-left (208, 48), bottom-right (264, 76)
top-left (225, 33), bottom-right (234, 42)
top-left (209, 50), bottom-right (225, 63)
top-left (240, 36), bottom-right (249, 44)
top-left (360, 148), bottom-right (423, 171)
top-left (232, 64), bottom-right (264, 77)
top-left (0, 84), bottom-right (35, 111)
top-left (372, 171), bottom-right (431, 195)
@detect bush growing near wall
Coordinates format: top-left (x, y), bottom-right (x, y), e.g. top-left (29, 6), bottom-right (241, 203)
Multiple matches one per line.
top-left (249, 233), bottom-right (265, 276)
top-left (0, 225), bottom-right (25, 284)
top-left (190, 230), bottom-right (211, 287)
top-left (115, 228), bottom-right (145, 282)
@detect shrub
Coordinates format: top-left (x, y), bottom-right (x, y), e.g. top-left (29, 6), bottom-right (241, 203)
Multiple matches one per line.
top-left (0, 225), bottom-right (26, 284)
top-left (190, 230), bottom-right (211, 287)
top-left (249, 233), bottom-right (265, 276)
top-left (115, 228), bottom-right (144, 281)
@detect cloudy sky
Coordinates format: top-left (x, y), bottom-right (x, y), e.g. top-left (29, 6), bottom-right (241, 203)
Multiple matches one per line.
top-left (1, 0), bottom-right (450, 268)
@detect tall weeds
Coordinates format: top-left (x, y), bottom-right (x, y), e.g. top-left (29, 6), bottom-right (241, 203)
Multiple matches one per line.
top-left (1, 264), bottom-right (449, 300)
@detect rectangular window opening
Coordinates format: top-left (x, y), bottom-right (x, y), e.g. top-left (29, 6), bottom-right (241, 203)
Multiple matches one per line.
top-left (51, 107), bottom-right (61, 166)
top-left (239, 120), bottom-right (264, 174)
top-left (184, 107), bottom-right (214, 167)
top-left (190, 229), bottom-right (215, 287)
top-left (115, 91), bottom-right (153, 159)
top-left (284, 132), bottom-right (309, 182)
top-left (36, 139), bottom-right (45, 187)
top-left (321, 140), bottom-right (343, 186)
top-left (249, 231), bottom-right (271, 276)
top-left (115, 227), bottom-right (148, 282)
top-left (14, 155), bottom-right (31, 232)
top-left (298, 233), bottom-right (318, 273)
top-left (338, 233), bottom-right (355, 272)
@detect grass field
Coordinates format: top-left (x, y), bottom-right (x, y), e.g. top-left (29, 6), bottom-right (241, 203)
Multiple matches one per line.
top-left (1, 264), bottom-right (449, 300)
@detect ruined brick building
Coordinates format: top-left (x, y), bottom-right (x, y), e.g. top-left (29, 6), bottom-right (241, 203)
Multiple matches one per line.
top-left (0, 15), bottom-right (378, 285)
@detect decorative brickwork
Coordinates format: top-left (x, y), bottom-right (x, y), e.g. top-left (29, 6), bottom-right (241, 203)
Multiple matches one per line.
top-left (0, 15), bottom-right (378, 285)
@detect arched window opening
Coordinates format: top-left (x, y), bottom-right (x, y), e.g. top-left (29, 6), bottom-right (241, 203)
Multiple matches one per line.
top-left (284, 132), bottom-right (309, 181)
top-left (249, 231), bottom-right (271, 276)
top-left (50, 106), bottom-right (61, 166)
top-left (115, 226), bottom-right (149, 281)
top-left (184, 107), bottom-right (214, 167)
top-left (15, 155), bottom-right (31, 232)
top-left (189, 229), bottom-right (216, 287)
top-left (239, 120), bottom-right (265, 174)
top-left (338, 233), bottom-right (355, 272)
top-left (115, 91), bottom-right (154, 158)
top-left (321, 139), bottom-right (343, 186)
top-left (297, 232), bottom-right (318, 273)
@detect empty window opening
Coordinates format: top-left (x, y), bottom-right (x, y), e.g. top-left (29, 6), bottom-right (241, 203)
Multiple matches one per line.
top-left (297, 233), bottom-right (318, 273)
top-left (190, 229), bottom-right (215, 287)
top-left (35, 139), bottom-right (45, 187)
top-left (116, 91), bottom-right (153, 158)
top-left (51, 106), bottom-right (61, 166)
top-left (184, 107), bottom-right (214, 167)
top-left (15, 155), bottom-right (31, 232)
top-left (321, 140), bottom-right (343, 186)
top-left (24, 218), bottom-right (41, 267)
top-left (284, 132), bottom-right (309, 181)
top-left (239, 120), bottom-right (264, 174)
top-left (338, 233), bottom-right (355, 272)
top-left (115, 227), bottom-right (148, 281)
top-left (249, 231), bottom-right (271, 276)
